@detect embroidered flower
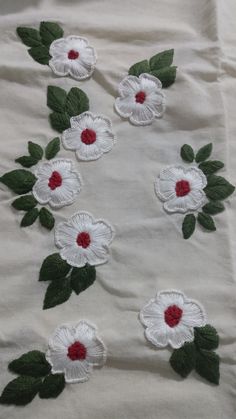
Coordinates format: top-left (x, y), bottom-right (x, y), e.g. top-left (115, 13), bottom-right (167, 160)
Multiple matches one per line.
top-left (32, 159), bottom-right (82, 209)
top-left (55, 211), bottom-right (114, 268)
top-left (62, 112), bottom-right (115, 161)
top-left (140, 290), bottom-right (206, 349)
top-left (49, 35), bottom-right (97, 80)
top-left (155, 165), bottom-right (207, 214)
top-left (114, 73), bottom-right (165, 126)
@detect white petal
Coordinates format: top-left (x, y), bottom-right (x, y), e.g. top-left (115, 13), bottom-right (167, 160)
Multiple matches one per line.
top-left (117, 75), bottom-right (141, 96)
top-left (49, 38), bottom-right (68, 56)
top-left (145, 91), bottom-right (166, 117)
top-left (182, 300), bottom-right (206, 328)
top-left (115, 96), bottom-right (135, 118)
top-left (83, 244), bottom-right (109, 266)
top-left (76, 142), bottom-right (104, 161)
top-left (46, 349), bottom-right (70, 373)
top-left (140, 298), bottom-right (165, 328)
top-left (167, 324), bottom-right (194, 349)
top-left (163, 195), bottom-right (192, 213)
top-left (157, 290), bottom-right (185, 310)
top-left (130, 104), bottom-right (155, 126)
top-left (60, 245), bottom-right (87, 268)
top-left (49, 57), bottom-right (70, 77)
top-left (79, 46), bottom-right (97, 67)
top-left (74, 320), bottom-right (97, 342)
top-left (32, 179), bottom-right (51, 204)
top-left (64, 360), bottom-right (91, 383)
top-left (70, 112), bottom-right (95, 129)
top-left (90, 221), bottom-right (114, 246)
top-left (145, 324), bottom-right (169, 348)
top-left (185, 167), bottom-right (207, 189)
top-left (96, 130), bottom-right (115, 153)
top-left (48, 325), bottom-right (75, 351)
top-left (62, 128), bottom-right (82, 150)
top-left (139, 73), bottom-right (162, 90)
top-left (155, 178), bottom-right (176, 202)
top-left (68, 60), bottom-right (93, 80)
top-left (55, 221), bottom-right (78, 248)
top-left (70, 211), bottom-right (94, 230)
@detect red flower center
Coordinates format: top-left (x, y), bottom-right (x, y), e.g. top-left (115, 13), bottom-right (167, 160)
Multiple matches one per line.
top-left (175, 180), bottom-right (191, 197)
top-left (67, 341), bottom-right (87, 361)
top-left (48, 171), bottom-right (62, 190)
top-left (68, 49), bottom-right (79, 60)
top-left (135, 91), bottom-right (146, 104)
top-left (76, 231), bottom-right (91, 248)
top-left (164, 305), bottom-right (183, 328)
top-left (81, 129), bottom-right (97, 145)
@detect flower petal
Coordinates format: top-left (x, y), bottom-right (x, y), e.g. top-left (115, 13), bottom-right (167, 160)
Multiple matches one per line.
top-left (129, 104), bottom-right (155, 126)
top-left (32, 179), bottom-right (51, 204)
top-left (145, 324), bottom-right (169, 348)
top-left (117, 75), bottom-right (141, 96)
top-left (182, 300), bottom-right (206, 328)
top-left (115, 96), bottom-right (135, 118)
top-left (64, 360), bottom-right (91, 383)
top-left (167, 324), bottom-right (194, 349)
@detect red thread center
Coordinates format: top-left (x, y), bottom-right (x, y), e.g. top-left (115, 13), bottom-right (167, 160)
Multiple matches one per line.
top-left (48, 171), bottom-right (62, 190)
top-left (81, 129), bottom-right (97, 145)
top-left (175, 180), bottom-right (191, 197)
top-left (67, 341), bottom-right (87, 361)
top-left (68, 49), bottom-right (79, 60)
top-left (164, 305), bottom-right (183, 328)
top-left (76, 231), bottom-right (91, 248)
top-left (135, 91), bottom-right (146, 104)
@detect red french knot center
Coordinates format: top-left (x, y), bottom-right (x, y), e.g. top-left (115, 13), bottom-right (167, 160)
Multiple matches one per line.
top-left (81, 129), bottom-right (97, 145)
top-left (164, 305), bottom-right (183, 328)
top-left (48, 171), bottom-right (62, 190)
top-left (68, 49), bottom-right (79, 60)
top-left (135, 91), bottom-right (146, 104)
top-left (175, 179), bottom-right (191, 197)
top-left (67, 341), bottom-right (87, 361)
top-left (76, 231), bottom-right (91, 248)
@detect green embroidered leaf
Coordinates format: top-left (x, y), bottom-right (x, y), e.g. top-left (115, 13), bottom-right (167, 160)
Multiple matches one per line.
top-left (202, 200), bottom-right (225, 215)
top-left (45, 137), bottom-right (60, 160)
top-left (39, 253), bottom-right (70, 281)
top-left (182, 214), bottom-right (196, 239)
top-left (195, 143), bottom-right (212, 163)
top-left (39, 22), bottom-right (63, 46)
top-left (28, 45), bottom-right (50, 65)
top-left (128, 60), bottom-right (150, 77)
top-left (39, 207), bottom-right (55, 231)
top-left (198, 160), bottom-right (224, 175)
top-left (39, 373), bottom-right (65, 399)
top-left (21, 208), bottom-right (39, 227)
top-left (0, 376), bottom-right (41, 406)
top-left (43, 278), bottom-right (72, 309)
top-left (9, 351), bottom-right (51, 378)
top-left (204, 175), bottom-right (235, 201)
top-left (15, 156), bottom-right (39, 168)
top-left (28, 141), bottom-right (44, 160)
top-left (49, 111), bottom-right (71, 133)
top-left (194, 325), bottom-right (219, 351)
top-left (12, 195), bottom-right (37, 211)
top-left (149, 49), bottom-right (174, 71)
top-left (0, 169), bottom-right (36, 194)
top-left (16, 27), bottom-right (42, 47)
top-left (71, 265), bottom-right (96, 295)
top-left (195, 349), bottom-right (220, 384)
top-left (169, 342), bottom-right (196, 378)
top-left (65, 87), bottom-right (89, 117)
top-left (197, 212), bottom-right (216, 231)
top-left (180, 144), bottom-right (194, 163)
top-left (150, 66), bottom-right (177, 88)
top-left (47, 86), bottom-right (67, 113)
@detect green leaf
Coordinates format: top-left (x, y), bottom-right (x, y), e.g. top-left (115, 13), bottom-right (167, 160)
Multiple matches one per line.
top-left (0, 169), bottom-right (36, 194)
top-left (149, 49), bottom-right (174, 71)
top-left (197, 212), bottom-right (216, 231)
top-left (39, 253), bottom-right (70, 281)
top-left (9, 350), bottom-right (51, 378)
top-left (169, 342), bottom-right (196, 378)
top-left (49, 111), bottom-right (70, 133)
top-left (128, 60), bottom-right (150, 77)
top-left (198, 160), bottom-right (224, 175)
top-left (21, 208), bottom-right (39, 227)
top-left (195, 349), bottom-right (220, 384)
top-left (180, 144), bottom-right (194, 163)
top-left (28, 45), bottom-right (50, 65)
top-left (39, 207), bottom-right (55, 231)
top-left (194, 325), bottom-right (219, 351)
top-left (39, 21), bottom-right (63, 46)
top-left (182, 214), bottom-right (196, 239)
top-left (43, 278), bottom-right (72, 309)
top-left (65, 87), bottom-right (89, 117)
top-left (45, 137), bottom-right (60, 160)
top-left (39, 373), bottom-right (65, 399)
top-left (47, 85), bottom-right (67, 113)
top-left (12, 195), bottom-right (37, 211)
top-left (28, 141), bottom-right (43, 160)
top-left (15, 156), bottom-right (39, 168)
top-left (71, 265), bottom-right (96, 295)
top-left (0, 376), bottom-right (41, 406)
top-left (150, 66), bottom-right (177, 88)
top-left (204, 175), bottom-right (235, 201)
top-left (16, 27), bottom-right (42, 47)
top-left (195, 143), bottom-right (212, 163)
top-left (202, 201), bottom-right (225, 215)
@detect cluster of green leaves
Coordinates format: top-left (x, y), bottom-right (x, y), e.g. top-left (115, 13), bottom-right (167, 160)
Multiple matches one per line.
top-left (128, 49), bottom-right (177, 88)
top-left (0, 138), bottom-right (60, 230)
top-left (181, 143), bottom-right (235, 239)
top-left (0, 350), bottom-right (65, 406)
top-left (170, 324), bottom-right (220, 384)
top-left (39, 253), bottom-right (96, 309)
top-left (17, 21), bottom-right (63, 65)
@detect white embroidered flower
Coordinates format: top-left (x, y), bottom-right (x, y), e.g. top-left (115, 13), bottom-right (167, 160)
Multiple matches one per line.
top-left (49, 35), bottom-right (97, 80)
top-left (140, 290), bottom-right (206, 349)
top-left (155, 165), bottom-right (207, 213)
top-left (114, 73), bottom-right (166, 126)
top-left (62, 112), bottom-right (115, 161)
top-left (46, 321), bottom-right (106, 384)
top-left (55, 211), bottom-right (114, 267)
top-left (32, 159), bottom-right (82, 209)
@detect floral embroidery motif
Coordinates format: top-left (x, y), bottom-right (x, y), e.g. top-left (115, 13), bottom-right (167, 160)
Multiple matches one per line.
top-left (62, 112), bottom-right (116, 161)
top-left (0, 321), bottom-right (106, 406)
top-left (140, 290), bottom-right (220, 384)
top-left (155, 143), bottom-right (235, 238)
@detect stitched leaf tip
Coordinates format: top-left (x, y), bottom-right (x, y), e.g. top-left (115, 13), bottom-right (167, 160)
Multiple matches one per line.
top-left (9, 350), bottom-right (51, 378)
